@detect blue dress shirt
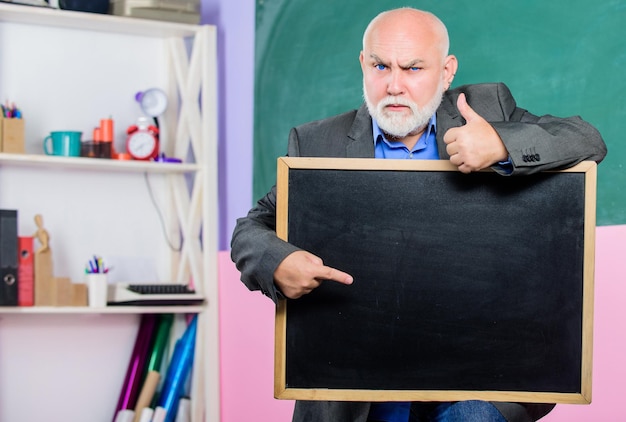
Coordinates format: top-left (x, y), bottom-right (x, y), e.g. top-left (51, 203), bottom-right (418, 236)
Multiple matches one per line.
top-left (373, 116), bottom-right (439, 160)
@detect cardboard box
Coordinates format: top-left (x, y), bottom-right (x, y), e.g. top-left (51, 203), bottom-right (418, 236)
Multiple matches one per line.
top-left (0, 117), bottom-right (25, 154)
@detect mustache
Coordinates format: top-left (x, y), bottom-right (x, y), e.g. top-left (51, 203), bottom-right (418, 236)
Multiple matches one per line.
top-left (377, 96), bottom-right (417, 109)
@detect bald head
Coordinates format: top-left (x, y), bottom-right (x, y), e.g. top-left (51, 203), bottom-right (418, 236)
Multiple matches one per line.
top-left (359, 7), bottom-right (458, 144)
top-left (363, 8), bottom-right (450, 59)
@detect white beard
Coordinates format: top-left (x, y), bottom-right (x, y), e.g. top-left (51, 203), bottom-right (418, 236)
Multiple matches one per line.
top-left (364, 81), bottom-right (444, 138)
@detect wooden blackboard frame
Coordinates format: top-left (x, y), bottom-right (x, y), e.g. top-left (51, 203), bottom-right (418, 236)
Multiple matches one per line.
top-left (275, 157), bottom-right (596, 404)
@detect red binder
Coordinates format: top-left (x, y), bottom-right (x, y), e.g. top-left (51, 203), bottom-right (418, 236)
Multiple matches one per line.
top-left (18, 236), bottom-right (33, 307)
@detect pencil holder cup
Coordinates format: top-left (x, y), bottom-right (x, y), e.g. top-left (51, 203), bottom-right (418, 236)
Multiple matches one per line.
top-left (86, 273), bottom-right (108, 307)
top-left (0, 117), bottom-right (25, 153)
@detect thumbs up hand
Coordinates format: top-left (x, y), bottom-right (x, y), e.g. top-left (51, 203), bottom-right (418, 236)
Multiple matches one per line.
top-left (443, 93), bottom-right (509, 174)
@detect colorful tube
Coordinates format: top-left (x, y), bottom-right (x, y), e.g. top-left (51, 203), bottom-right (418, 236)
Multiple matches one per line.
top-left (113, 314), bottom-right (158, 421)
top-left (157, 315), bottom-right (197, 422)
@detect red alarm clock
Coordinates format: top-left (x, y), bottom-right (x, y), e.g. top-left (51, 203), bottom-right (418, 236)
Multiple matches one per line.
top-left (126, 117), bottom-right (159, 160)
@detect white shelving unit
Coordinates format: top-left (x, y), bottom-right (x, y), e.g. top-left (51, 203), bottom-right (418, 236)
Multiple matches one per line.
top-left (0, 3), bottom-right (218, 421)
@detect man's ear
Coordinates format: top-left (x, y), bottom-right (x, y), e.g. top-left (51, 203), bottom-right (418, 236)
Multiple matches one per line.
top-left (444, 54), bottom-right (458, 89)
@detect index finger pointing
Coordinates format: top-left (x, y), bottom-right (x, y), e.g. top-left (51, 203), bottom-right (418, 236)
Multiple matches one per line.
top-left (319, 266), bottom-right (354, 285)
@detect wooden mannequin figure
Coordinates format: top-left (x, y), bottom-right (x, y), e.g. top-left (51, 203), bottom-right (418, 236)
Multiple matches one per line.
top-left (33, 213), bottom-right (55, 305)
top-left (34, 214), bottom-right (50, 254)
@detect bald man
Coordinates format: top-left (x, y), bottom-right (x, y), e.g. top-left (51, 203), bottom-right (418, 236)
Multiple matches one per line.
top-left (231, 7), bottom-right (606, 422)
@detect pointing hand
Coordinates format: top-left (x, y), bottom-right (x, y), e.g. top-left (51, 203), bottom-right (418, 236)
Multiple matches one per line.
top-left (274, 250), bottom-right (354, 299)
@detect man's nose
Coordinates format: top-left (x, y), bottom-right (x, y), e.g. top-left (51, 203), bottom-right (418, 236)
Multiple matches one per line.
top-left (387, 69), bottom-right (405, 96)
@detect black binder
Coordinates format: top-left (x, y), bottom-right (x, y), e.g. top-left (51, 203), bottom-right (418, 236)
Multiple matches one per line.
top-left (0, 209), bottom-right (18, 306)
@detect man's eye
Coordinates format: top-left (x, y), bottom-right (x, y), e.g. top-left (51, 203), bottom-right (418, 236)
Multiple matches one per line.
top-left (409, 67), bottom-right (421, 72)
top-left (375, 64), bottom-right (386, 71)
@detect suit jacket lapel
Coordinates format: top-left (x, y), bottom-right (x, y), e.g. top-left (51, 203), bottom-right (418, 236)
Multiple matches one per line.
top-left (346, 104), bottom-right (375, 158)
top-left (436, 90), bottom-right (464, 160)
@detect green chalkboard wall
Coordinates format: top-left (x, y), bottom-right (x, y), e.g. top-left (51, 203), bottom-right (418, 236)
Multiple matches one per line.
top-left (254, 1), bottom-right (625, 226)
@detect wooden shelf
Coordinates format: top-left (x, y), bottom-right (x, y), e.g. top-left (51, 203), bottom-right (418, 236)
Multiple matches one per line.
top-left (0, 305), bottom-right (205, 314)
top-left (0, 153), bottom-right (200, 173)
top-left (0, 2), bottom-right (200, 37)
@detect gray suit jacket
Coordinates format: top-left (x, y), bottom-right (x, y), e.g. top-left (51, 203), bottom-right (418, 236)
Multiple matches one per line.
top-left (230, 83), bottom-right (606, 422)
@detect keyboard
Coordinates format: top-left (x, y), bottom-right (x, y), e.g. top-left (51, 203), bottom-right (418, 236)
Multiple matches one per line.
top-left (107, 283), bottom-right (205, 306)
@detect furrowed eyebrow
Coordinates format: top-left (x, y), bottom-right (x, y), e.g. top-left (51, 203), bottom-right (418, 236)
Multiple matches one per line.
top-left (368, 54), bottom-right (425, 69)
top-left (369, 54), bottom-right (389, 66)
top-left (400, 59), bottom-right (426, 69)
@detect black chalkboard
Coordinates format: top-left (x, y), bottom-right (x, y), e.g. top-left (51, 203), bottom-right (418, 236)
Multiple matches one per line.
top-left (274, 158), bottom-right (596, 404)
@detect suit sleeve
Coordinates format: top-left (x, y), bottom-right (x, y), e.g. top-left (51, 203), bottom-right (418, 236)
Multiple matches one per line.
top-left (230, 128), bottom-right (305, 303)
top-left (481, 83), bottom-right (607, 175)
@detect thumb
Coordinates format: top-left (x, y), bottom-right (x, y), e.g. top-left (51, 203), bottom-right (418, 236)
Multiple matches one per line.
top-left (457, 93), bottom-right (480, 123)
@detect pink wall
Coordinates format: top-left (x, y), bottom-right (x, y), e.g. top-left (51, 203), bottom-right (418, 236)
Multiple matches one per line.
top-left (219, 225), bottom-right (626, 421)
top-left (218, 253), bottom-right (294, 421)
top-left (546, 225), bottom-right (626, 420)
